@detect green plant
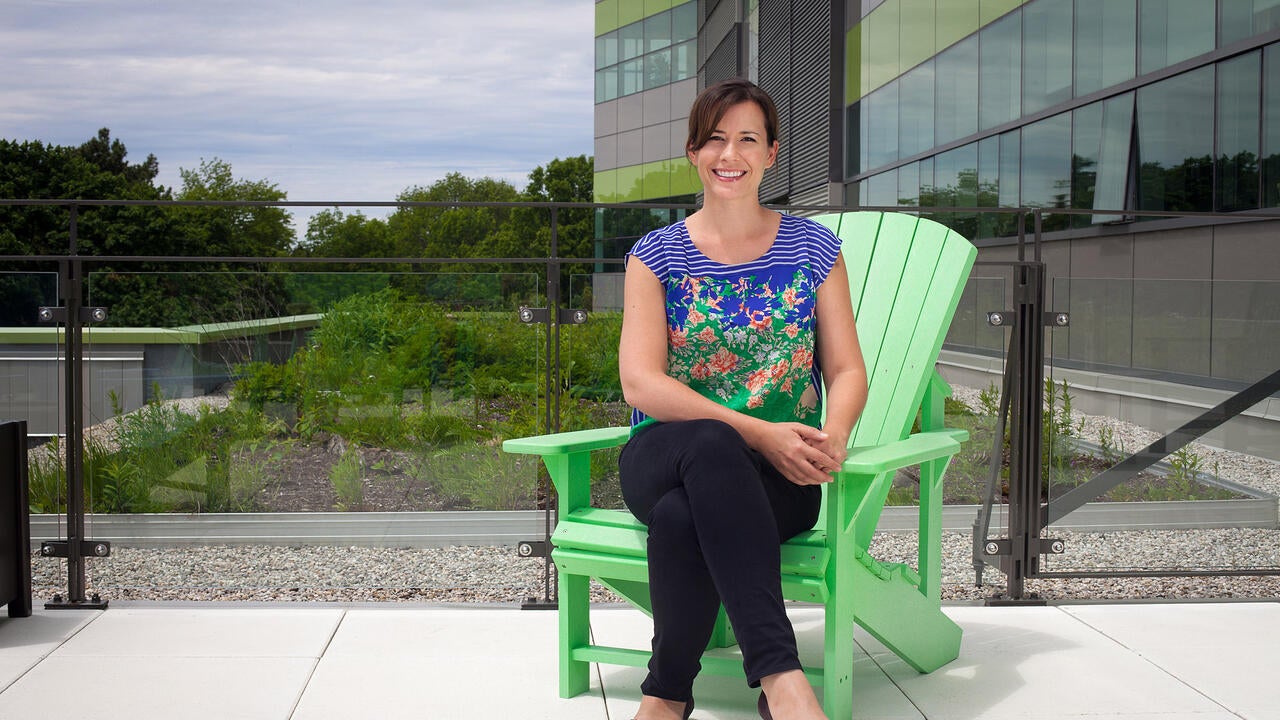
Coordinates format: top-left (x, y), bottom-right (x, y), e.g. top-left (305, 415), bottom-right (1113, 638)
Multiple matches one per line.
top-left (977, 381), bottom-right (1001, 417)
top-left (330, 447), bottom-right (365, 511)
top-left (96, 458), bottom-right (151, 514)
top-left (414, 445), bottom-right (535, 510)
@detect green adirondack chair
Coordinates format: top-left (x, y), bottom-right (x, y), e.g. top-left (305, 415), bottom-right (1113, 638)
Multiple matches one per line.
top-left (502, 210), bottom-right (977, 719)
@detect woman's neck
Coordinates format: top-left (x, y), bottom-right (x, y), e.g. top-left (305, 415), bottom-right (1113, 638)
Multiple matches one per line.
top-left (689, 197), bottom-right (774, 244)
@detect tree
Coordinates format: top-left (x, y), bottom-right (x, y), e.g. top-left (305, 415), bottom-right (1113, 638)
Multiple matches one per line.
top-left (388, 173), bottom-right (520, 259)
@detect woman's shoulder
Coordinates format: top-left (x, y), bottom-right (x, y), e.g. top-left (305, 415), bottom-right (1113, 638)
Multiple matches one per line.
top-left (630, 220), bottom-right (688, 254)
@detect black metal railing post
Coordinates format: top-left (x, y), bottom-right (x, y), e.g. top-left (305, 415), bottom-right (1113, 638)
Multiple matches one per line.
top-left (41, 204), bottom-right (110, 610)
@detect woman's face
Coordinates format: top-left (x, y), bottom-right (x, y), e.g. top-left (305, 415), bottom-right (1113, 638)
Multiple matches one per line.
top-left (688, 100), bottom-right (778, 203)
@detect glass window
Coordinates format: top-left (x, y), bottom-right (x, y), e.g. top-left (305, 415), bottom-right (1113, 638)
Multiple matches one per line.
top-left (673, 2), bottom-right (698, 44)
top-left (999, 129), bottom-right (1021, 209)
top-left (935, 143), bottom-right (979, 237)
top-left (1072, 93), bottom-right (1136, 225)
top-left (866, 81), bottom-right (900, 171)
top-left (846, 101), bottom-right (862, 179)
top-left (898, 61), bottom-right (935, 159)
top-left (1022, 0), bottom-right (1073, 116)
top-left (597, 32), bottom-right (618, 70)
top-left (1217, 52), bottom-right (1262, 211)
top-left (620, 57), bottom-right (644, 97)
top-left (620, 21), bottom-right (645, 62)
top-left (898, 161), bottom-right (920, 206)
top-left (1139, 0), bottom-right (1215, 75)
top-left (980, 10), bottom-right (1020, 130)
top-left (672, 40), bottom-right (696, 82)
top-left (977, 135), bottom-right (1002, 239)
top-left (596, 66), bottom-right (619, 103)
top-left (866, 168), bottom-right (900, 208)
top-left (935, 35), bottom-right (979, 146)
top-left (1020, 113), bottom-right (1072, 230)
top-left (1136, 66), bottom-right (1214, 213)
top-left (1265, 44), bottom-right (1280, 207)
top-left (645, 12), bottom-right (672, 53)
top-left (1075, 0), bottom-right (1136, 96)
top-left (1220, 0), bottom-right (1280, 47)
top-left (644, 49), bottom-right (673, 90)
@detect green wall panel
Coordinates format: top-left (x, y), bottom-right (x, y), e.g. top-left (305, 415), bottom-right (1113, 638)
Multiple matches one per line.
top-left (867, 1), bottom-right (901, 93)
top-left (594, 160), bottom-right (701, 203)
top-left (900, 0), bottom-right (936, 75)
top-left (670, 160), bottom-right (701, 197)
top-left (644, 0), bottom-right (674, 16)
top-left (597, 0), bottom-right (619, 35)
top-left (935, 0), bottom-right (980, 53)
top-left (981, 0), bottom-right (1026, 25)
top-left (594, 171), bottom-right (618, 204)
top-left (618, 0), bottom-right (646, 27)
top-left (846, 28), bottom-right (862, 105)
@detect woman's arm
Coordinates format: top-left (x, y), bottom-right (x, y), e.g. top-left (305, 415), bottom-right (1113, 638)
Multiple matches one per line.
top-left (618, 257), bottom-right (837, 485)
top-left (808, 252), bottom-right (868, 466)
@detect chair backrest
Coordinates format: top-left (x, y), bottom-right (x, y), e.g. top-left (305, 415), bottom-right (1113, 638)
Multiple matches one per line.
top-left (813, 211), bottom-right (977, 447)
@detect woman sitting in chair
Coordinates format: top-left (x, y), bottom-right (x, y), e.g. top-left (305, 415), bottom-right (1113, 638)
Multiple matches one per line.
top-left (618, 77), bottom-right (869, 720)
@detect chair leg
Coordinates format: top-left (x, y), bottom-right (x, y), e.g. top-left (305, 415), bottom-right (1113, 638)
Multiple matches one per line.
top-left (822, 596), bottom-right (855, 720)
top-left (560, 572), bottom-right (591, 698)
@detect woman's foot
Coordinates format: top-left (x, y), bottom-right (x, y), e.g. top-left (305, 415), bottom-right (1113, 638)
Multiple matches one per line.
top-left (632, 694), bottom-right (694, 720)
top-left (759, 670), bottom-right (827, 719)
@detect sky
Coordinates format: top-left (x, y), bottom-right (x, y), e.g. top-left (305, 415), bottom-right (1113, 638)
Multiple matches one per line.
top-left (0, 0), bottom-right (595, 229)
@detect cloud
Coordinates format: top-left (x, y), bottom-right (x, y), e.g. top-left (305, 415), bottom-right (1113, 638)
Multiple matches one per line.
top-left (0, 0), bottom-right (594, 218)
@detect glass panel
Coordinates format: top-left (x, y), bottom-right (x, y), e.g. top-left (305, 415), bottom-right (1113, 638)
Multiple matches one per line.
top-left (866, 80), bottom-right (900, 170)
top-left (1267, 44), bottom-right (1280, 208)
top-left (1136, 66), bottom-right (1215, 213)
top-left (620, 20), bottom-right (645, 62)
top-left (977, 135), bottom-right (1000, 239)
top-left (865, 168), bottom-right (899, 208)
top-left (1075, 0), bottom-right (1137, 97)
top-left (644, 48), bottom-right (673, 90)
top-left (0, 272), bottom-right (60, 460)
top-left (620, 57), bottom-right (644, 97)
top-left (999, 129), bottom-right (1021, 210)
top-left (72, 267), bottom-right (549, 599)
top-left (672, 40), bottom-right (696, 82)
top-left (1043, 279), bottom-right (1280, 576)
top-left (1139, 0), bottom-right (1215, 75)
top-left (979, 9), bottom-right (1021, 131)
top-left (596, 31), bottom-right (618, 70)
top-left (596, 67), bottom-right (617, 104)
top-left (917, 155), bottom-right (935, 224)
top-left (1216, 51), bottom-right (1262, 212)
top-left (1073, 93), bottom-right (1136, 225)
top-left (846, 101), bottom-right (863, 179)
top-left (1220, 0), bottom-right (1280, 46)
top-left (898, 61), bottom-right (935, 159)
top-left (934, 34), bottom-right (979, 146)
top-left (1020, 112), bottom-right (1072, 231)
top-left (645, 11), bottom-right (672, 53)
top-left (561, 272), bottom-right (628, 511)
top-left (1022, 0), bottom-right (1073, 116)
top-left (1212, 279), bottom-right (1280, 383)
top-left (898, 161), bottom-right (920, 207)
top-left (934, 143), bottom-right (978, 238)
top-left (672, 1), bottom-right (698, 44)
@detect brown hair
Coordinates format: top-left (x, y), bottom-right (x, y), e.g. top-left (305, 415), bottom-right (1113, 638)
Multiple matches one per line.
top-left (686, 77), bottom-right (781, 154)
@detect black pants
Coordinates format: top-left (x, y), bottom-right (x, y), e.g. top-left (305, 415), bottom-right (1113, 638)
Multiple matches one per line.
top-left (619, 419), bottom-right (822, 702)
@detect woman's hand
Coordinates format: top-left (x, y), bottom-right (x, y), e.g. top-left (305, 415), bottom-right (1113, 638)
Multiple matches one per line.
top-left (749, 421), bottom-right (843, 486)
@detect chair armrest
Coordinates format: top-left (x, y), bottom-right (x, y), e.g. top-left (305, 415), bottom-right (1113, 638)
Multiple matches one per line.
top-left (502, 426), bottom-right (631, 456)
top-left (841, 429), bottom-right (969, 475)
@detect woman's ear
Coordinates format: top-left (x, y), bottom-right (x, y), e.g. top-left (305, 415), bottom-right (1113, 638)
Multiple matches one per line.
top-left (766, 140), bottom-right (779, 169)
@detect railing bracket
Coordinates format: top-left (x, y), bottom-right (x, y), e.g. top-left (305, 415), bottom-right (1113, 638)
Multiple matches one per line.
top-left (40, 540), bottom-right (112, 559)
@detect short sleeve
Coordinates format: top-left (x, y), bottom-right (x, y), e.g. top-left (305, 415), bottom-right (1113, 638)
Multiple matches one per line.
top-left (803, 217), bottom-right (842, 287)
top-left (625, 225), bottom-right (674, 281)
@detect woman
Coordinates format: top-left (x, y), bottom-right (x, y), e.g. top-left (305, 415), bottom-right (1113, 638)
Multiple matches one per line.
top-left (617, 78), bottom-right (868, 720)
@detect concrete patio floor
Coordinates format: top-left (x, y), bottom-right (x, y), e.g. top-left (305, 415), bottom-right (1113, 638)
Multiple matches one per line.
top-left (0, 600), bottom-right (1275, 719)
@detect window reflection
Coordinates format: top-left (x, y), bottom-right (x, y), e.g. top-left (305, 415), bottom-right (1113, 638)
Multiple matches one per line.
top-left (1136, 66), bottom-right (1214, 213)
top-left (1216, 52), bottom-right (1262, 211)
top-left (1023, 0), bottom-right (1073, 116)
top-left (1265, 44), bottom-right (1280, 207)
top-left (1139, 0), bottom-right (1215, 75)
top-left (1219, 0), bottom-right (1280, 47)
top-left (1021, 113), bottom-right (1072, 231)
top-left (898, 61), bottom-right (935, 159)
top-left (979, 10), bottom-right (1020, 131)
top-left (866, 81), bottom-right (899, 171)
top-left (1072, 93), bottom-right (1136, 225)
top-left (593, 2), bottom-right (697, 103)
top-left (1075, 0), bottom-right (1136, 97)
top-left (934, 35), bottom-right (978, 146)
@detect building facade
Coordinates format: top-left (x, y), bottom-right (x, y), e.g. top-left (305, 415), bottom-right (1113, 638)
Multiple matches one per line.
top-left (594, 0), bottom-right (1280, 396)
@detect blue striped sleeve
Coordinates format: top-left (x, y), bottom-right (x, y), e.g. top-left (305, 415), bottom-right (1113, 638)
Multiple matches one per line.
top-left (625, 225), bottom-right (673, 280)
top-left (801, 216), bottom-right (842, 287)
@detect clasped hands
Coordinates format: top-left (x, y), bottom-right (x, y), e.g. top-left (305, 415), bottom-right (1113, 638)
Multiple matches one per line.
top-left (751, 422), bottom-right (847, 486)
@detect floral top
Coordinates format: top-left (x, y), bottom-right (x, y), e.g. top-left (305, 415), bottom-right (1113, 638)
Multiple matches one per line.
top-left (627, 213), bottom-right (842, 435)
